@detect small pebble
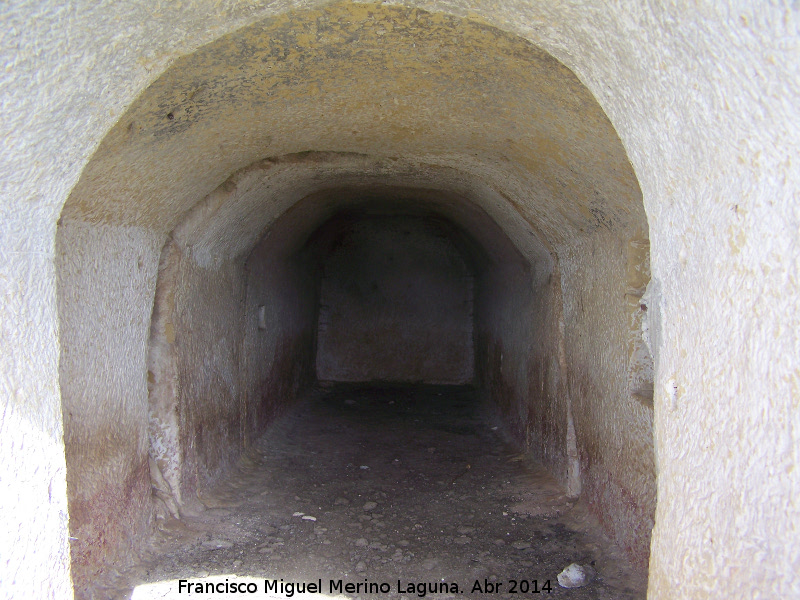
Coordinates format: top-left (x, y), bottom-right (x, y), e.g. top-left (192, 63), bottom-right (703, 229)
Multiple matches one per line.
top-left (557, 563), bottom-right (596, 588)
top-left (363, 501), bottom-right (378, 511)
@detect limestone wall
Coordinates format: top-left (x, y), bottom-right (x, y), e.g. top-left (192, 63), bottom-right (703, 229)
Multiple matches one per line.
top-left (55, 220), bottom-right (162, 590)
top-left (242, 203), bottom-right (319, 445)
top-left (559, 231), bottom-right (656, 566)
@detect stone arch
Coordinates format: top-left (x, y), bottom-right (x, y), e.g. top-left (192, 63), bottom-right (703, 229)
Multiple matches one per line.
top-left (55, 4), bottom-right (653, 591)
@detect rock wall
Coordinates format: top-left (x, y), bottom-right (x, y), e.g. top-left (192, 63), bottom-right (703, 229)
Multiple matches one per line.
top-left (171, 257), bottom-right (248, 500)
top-left (55, 220), bottom-right (162, 590)
top-left (316, 216), bottom-right (475, 384)
top-left (2, 2), bottom-right (797, 599)
top-left (559, 231), bottom-right (656, 567)
top-left (241, 208), bottom-right (319, 444)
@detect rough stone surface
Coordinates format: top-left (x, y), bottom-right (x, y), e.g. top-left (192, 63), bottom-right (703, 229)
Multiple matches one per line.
top-left (1, 2), bottom-right (798, 599)
top-left (52, 4), bottom-right (653, 585)
top-left (55, 219), bottom-right (163, 589)
top-left (559, 231), bottom-right (656, 565)
top-left (558, 562), bottom-right (596, 588)
top-left (242, 200), bottom-right (319, 445)
top-left (172, 256), bottom-right (248, 500)
top-left (316, 215), bottom-right (475, 384)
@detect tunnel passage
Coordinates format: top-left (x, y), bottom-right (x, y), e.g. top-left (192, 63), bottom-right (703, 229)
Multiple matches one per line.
top-left (53, 2), bottom-right (655, 596)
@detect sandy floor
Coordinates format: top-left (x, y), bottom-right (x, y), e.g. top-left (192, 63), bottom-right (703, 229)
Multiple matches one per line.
top-left (99, 385), bottom-right (645, 599)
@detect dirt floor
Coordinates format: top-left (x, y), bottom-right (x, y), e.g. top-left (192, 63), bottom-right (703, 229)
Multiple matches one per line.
top-left (97, 385), bottom-right (646, 599)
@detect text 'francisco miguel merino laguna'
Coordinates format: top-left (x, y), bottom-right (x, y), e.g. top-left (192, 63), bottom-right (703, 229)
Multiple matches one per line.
top-left (179, 578), bottom-right (471, 597)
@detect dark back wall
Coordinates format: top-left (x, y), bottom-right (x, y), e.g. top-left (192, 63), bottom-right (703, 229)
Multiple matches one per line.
top-left (315, 215), bottom-right (475, 384)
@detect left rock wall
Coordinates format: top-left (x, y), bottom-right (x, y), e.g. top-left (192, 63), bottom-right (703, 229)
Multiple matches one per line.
top-left (171, 253), bottom-right (249, 503)
top-left (56, 212), bottom-right (288, 594)
top-left (56, 219), bottom-right (163, 593)
top-left (241, 215), bottom-right (319, 439)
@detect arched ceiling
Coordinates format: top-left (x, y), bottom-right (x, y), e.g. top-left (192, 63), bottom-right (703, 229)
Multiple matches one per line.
top-left (62, 1), bottom-right (645, 256)
top-left (166, 154), bottom-right (553, 272)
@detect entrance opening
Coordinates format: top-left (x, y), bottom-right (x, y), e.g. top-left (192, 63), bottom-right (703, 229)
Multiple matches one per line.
top-left (54, 4), bottom-right (655, 597)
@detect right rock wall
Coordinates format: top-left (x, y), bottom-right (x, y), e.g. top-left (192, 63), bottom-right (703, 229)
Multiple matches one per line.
top-left (559, 229), bottom-right (656, 570)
